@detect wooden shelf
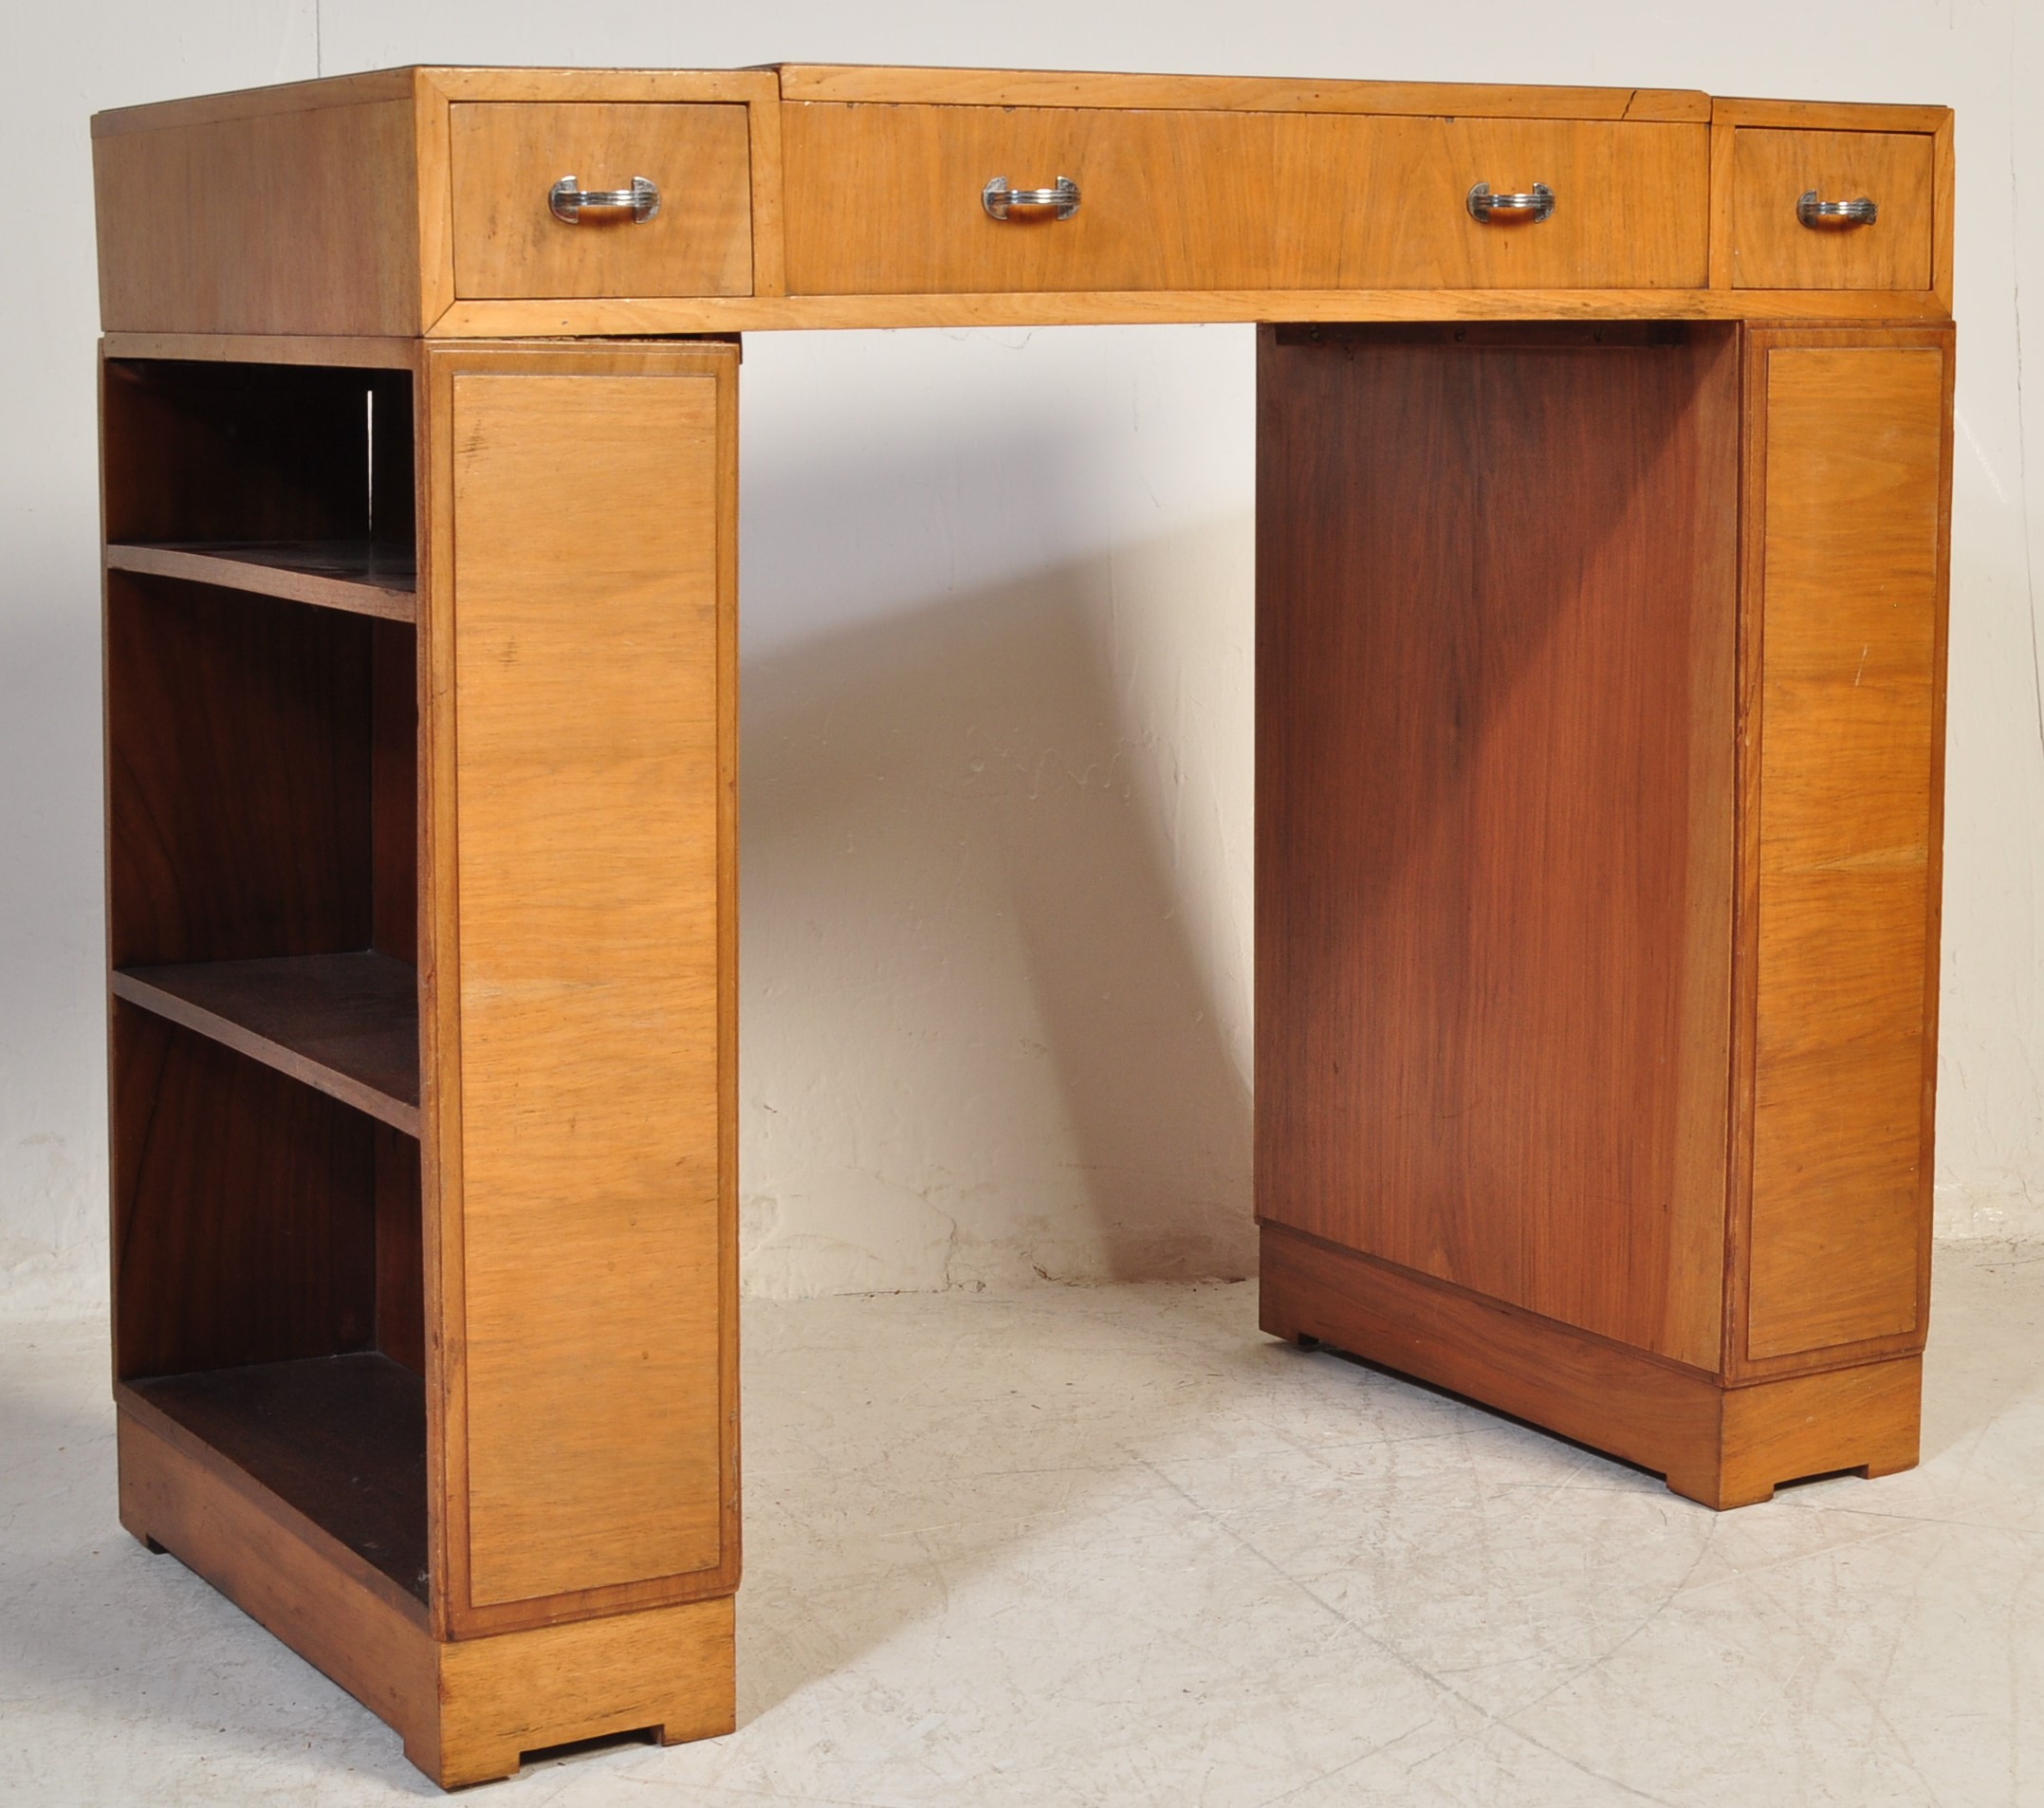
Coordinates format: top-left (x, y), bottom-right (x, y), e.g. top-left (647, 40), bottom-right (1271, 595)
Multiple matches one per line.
top-left (114, 952), bottom-right (419, 1135)
top-left (124, 1353), bottom-right (428, 1604)
top-left (106, 541), bottom-right (416, 621)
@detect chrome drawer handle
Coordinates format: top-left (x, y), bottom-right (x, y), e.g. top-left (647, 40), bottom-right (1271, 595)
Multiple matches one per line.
top-left (549, 175), bottom-right (661, 224)
top-left (1797, 190), bottom-right (1878, 228)
top-left (983, 175), bottom-right (1080, 221)
top-left (1467, 182), bottom-right (1556, 224)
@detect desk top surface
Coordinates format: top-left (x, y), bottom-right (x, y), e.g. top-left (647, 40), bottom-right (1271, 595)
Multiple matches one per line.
top-left (92, 65), bottom-right (1953, 348)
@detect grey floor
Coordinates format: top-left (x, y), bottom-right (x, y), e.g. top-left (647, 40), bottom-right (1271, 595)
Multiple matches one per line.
top-left (5, 1245), bottom-right (2041, 1807)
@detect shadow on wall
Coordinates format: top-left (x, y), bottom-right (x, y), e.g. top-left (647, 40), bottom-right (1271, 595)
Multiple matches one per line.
top-left (739, 539), bottom-right (1254, 1297)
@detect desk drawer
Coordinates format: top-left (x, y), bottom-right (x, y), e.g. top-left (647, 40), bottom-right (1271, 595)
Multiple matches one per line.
top-left (783, 103), bottom-right (1708, 293)
top-left (451, 102), bottom-right (754, 299)
top-left (1729, 129), bottom-right (1934, 290)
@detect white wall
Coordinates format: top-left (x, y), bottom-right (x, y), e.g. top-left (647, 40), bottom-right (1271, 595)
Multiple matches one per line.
top-left (5, 0), bottom-right (2041, 1312)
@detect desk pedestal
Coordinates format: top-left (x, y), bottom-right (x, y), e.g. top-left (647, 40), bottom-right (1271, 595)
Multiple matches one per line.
top-left (1256, 322), bottom-right (1950, 1504)
top-left (102, 340), bottom-right (741, 1787)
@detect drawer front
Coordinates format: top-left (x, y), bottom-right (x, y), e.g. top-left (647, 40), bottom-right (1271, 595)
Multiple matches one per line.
top-left (783, 104), bottom-right (1708, 294)
top-left (451, 102), bottom-right (753, 299)
top-left (1730, 129), bottom-right (1934, 290)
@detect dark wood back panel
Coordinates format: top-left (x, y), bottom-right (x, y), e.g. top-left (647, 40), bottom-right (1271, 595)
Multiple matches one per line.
top-left (102, 360), bottom-right (376, 545)
top-left (114, 1005), bottom-right (377, 1378)
top-left (367, 367), bottom-right (416, 549)
top-left (1255, 323), bottom-right (1739, 1370)
top-left (107, 572), bottom-right (375, 967)
top-left (101, 360), bottom-right (414, 546)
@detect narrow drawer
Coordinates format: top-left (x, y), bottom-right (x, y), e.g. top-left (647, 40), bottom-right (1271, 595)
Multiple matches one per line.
top-left (783, 104), bottom-right (1708, 294)
top-left (450, 102), bottom-right (753, 299)
top-left (1730, 129), bottom-right (1934, 290)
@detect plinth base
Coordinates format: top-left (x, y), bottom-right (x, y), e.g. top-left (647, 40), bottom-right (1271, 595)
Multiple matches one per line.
top-left (119, 1406), bottom-right (736, 1789)
top-left (1259, 1223), bottom-right (1922, 1509)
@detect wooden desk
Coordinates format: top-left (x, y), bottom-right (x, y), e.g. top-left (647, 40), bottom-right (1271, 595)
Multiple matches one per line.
top-left (91, 65), bottom-right (1955, 1789)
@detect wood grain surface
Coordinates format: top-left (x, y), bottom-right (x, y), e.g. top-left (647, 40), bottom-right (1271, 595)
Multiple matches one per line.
top-left (375, 1123), bottom-right (426, 1375)
top-left (101, 333), bottom-right (422, 371)
top-left (424, 68), bottom-right (776, 104)
top-left (1260, 1222), bottom-right (1726, 1487)
top-left (102, 358), bottom-right (377, 549)
top-left (374, 1120), bottom-right (425, 1374)
top-left (105, 572), bottom-right (372, 969)
top-left (1710, 97), bottom-right (1951, 135)
top-left (112, 953), bottom-right (419, 1133)
top-left (783, 105), bottom-right (1708, 294)
top-left (113, 1006), bottom-right (375, 1379)
top-left (127, 1353), bottom-right (429, 1600)
top-left (118, 1399), bottom-right (438, 1711)
top-left (89, 69), bottom-right (1951, 338)
top-left (1741, 332), bottom-right (1950, 1363)
top-left (430, 1596), bottom-right (736, 1786)
top-left (442, 357), bottom-right (731, 1613)
top-left (1261, 1223), bottom-right (1924, 1508)
top-left (450, 102), bottom-right (754, 300)
top-left (371, 616), bottom-right (418, 963)
top-left (102, 543), bottom-right (415, 621)
top-left (1731, 129), bottom-right (1935, 290)
top-left (427, 286), bottom-right (1952, 339)
top-left (775, 65), bottom-right (1710, 121)
top-left (117, 1404), bottom-right (733, 1787)
top-left (94, 95), bottom-right (420, 336)
top-left (1714, 1356), bottom-right (1922, 1505)
top-left (1255, 323), bottom-right (1739, 1369)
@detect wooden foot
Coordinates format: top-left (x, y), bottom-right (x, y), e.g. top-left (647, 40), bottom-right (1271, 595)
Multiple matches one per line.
top-left (118, 1485), bottom-right (166, 1553)
top-left (1663, 1465), bottom-right (1779, 1511)
top-left (425, 1593), bottom-right (735, 1789)
top-left (406, 1736), bottom-right (519, 1792)
top-left (342, 1593), bottom-right (737, 1789)
top-left (1670, 1358), bottom-right (1923, 1510)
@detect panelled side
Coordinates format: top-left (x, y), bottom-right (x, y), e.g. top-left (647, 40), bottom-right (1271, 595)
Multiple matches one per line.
top-left (1255, 325), bottom-right (1738, 1370)
top-left (427, 344), bottom-right (739, 1633)
top-left (1740, 330), bottom-right (1951, 1365)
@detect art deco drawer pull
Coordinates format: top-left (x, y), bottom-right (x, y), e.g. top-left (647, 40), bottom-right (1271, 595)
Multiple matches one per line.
top-left (1466, 182), bottom-right (1556, 224)
top-left (1797, 190), bottom-right (1878, 228)
top-left (549, 175), bottom-right (662, 224)
top-left (983, 175), bottom-right (1081, 221)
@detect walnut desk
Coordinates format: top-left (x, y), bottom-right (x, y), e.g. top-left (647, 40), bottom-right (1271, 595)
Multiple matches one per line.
top-left (90, 65), bottom-right (1955, 1789)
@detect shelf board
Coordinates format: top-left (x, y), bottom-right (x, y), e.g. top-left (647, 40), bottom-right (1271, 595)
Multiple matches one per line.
top-left (124, 1353), bottom-right (429, 1606)
top-left (114, 952), bottom-right (419, 1135)
top-left (105, 540), bottom-right (416, 621)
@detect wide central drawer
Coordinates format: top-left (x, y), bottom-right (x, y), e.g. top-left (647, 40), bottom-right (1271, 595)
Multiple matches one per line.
top-left (783, 103), bottom-right (1709, 294)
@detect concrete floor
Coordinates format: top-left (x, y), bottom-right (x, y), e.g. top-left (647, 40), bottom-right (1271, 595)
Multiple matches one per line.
top-left (4, 1244), bottom-right (2042, 1807)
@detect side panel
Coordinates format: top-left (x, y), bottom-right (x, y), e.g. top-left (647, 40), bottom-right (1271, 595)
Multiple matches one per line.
top-left (93, 88), bottom-right (423, 337)
top-left (423, 344), bottom-right (739, 1633)
top-left (113, 1006), bottom-right (376, 1379)
top-left (1740, 331), bottom-right (1950, 1364)
top-left (1254, 324), bottom-right (1738, 1369)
